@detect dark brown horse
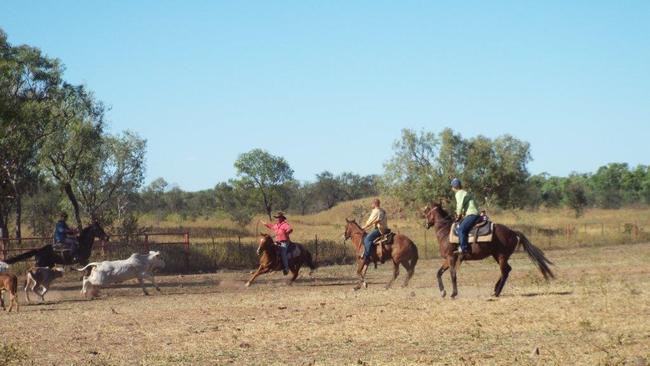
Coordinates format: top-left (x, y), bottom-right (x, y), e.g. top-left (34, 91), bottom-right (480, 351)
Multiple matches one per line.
top-left (245, 234), bottom-right (316, 287)
top-left (4, 220), bottom-right (109, 268)
top-left (423, 203), bottom-right (554, 298)
top-left (343, 219), bottom-right (418, 290)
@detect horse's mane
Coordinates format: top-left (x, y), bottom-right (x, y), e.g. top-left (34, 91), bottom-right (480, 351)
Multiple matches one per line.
top-left (346, 219), bottom-right (364, 233)
top-left (431, 203), bottom-right (454, 224)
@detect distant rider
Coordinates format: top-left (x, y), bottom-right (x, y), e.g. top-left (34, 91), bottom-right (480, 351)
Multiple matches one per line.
top-left (451, 178), bottom-right (480, 255)
top-left (260, 212), bottom-right (293, 275)
top-left (362, 198), bottom-right (388, 264)
top-left (54, 212), bottom-right (78, 259)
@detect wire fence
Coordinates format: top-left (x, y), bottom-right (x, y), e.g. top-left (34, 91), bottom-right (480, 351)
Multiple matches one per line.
top-left (1, 222), bottom-right (646, 274)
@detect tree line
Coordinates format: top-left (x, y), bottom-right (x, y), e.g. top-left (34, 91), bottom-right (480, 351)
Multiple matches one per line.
top-left (138, 151), bottom-right (379, 226)
top-left (383, 128), bottom-right (650, 216)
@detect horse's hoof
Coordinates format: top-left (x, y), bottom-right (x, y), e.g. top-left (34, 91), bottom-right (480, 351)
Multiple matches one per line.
top-left (363, 282), bottom-right (368, 289)
top-left (451, 293), bottom-right (458, 299)
top-left (440, 290), bottom-right (447, 298)
top-left (245, 282), bottom-right (251, 288)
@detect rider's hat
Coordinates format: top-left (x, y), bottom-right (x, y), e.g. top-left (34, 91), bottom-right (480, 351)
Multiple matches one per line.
top-left (273, 211), bottom-right (286, 219)
top-left (451, 178), bottom-right (462, 189)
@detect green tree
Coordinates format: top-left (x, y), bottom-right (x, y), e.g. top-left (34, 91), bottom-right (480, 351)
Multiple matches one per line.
top-left (0, 29), bottom-right (63, 238)
top-left (75, 131), bottom-right (146, 223)
top-left (233, 149), bottom-right (294, 220)
top-left (313, 171), bottom-right (346, 209)
top-left (383, 128), bottom-right (531, 209)
top-left (287, 180), bottom-right (314, 215)
top-left (382, 128), bottom-right (441, 206)
top-left (23, 179), bottom-right (61, 237)
top-left (39, 84), bottom-right (105, 228)
top-left (564, 174), bottom-right (589, 217)
top-left (214, 181), bottom-right (255, 226)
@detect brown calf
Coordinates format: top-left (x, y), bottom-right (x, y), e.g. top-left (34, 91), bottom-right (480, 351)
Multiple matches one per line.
top-left (25, 267), bottom-right (64, 303)
top-left (0, 273), bottom-right (19, 312)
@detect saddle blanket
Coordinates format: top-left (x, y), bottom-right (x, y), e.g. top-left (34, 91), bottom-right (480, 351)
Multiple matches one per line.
top-left (449, 221), bottom-right (494, 244)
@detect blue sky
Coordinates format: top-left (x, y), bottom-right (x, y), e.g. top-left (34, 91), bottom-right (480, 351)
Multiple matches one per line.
top-left (2, 1), bottom-right (648, 191)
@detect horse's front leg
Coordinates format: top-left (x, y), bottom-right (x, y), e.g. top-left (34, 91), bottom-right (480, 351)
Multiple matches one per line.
top-left (449, 256), bottom-right (459, 299)
top-left (437, 259), bottom-right (450, 298)
top-left (245, 266), bottom-right (269, 287)
top-left (354, 260), bottom-right (368, 290)
top-left (287, 266), bottom-right (299, 286)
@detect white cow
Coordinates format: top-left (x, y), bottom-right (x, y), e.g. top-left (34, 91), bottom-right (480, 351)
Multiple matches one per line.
top-left (79, 251), bottom-right (165, 298)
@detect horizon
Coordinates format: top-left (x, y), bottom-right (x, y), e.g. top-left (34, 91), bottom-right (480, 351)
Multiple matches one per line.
top-left (1, 1), bottom-right (648, 191)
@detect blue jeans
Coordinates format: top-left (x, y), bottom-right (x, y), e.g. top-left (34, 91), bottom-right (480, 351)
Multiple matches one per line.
top-left (458, 214), bottom-right (480, 252)
top-left (363, 229), bottom-right (381, 260)
top-left (278, 241), bottom-right (289, 273)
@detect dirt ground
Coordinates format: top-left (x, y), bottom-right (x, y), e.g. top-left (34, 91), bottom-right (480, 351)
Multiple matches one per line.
top-left (1, 243), bottom-right (648, 366)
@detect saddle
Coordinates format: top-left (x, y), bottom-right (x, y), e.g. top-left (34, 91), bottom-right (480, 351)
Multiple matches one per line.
top-left (275, 242), bottom-right (301, 259)
top-left (373, 230), bottom-right (395, 264)
top-left (373, 230), bottom-right (395, 246)
top-left (450, 218), bottom-right (494, 244)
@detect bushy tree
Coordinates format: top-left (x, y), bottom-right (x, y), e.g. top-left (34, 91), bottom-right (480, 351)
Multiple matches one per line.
top-left (564, 174), bottom-right (589, 217)
top-left (233, 149), bottom-right (294, 220)
top-left (383, 128), bottom-right (531, 209)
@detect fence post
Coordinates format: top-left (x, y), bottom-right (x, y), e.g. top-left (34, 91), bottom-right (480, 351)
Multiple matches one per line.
top-left (184, 232), bottom-right (190, 272)
top-left (144, 234), bottom-right (149, 252)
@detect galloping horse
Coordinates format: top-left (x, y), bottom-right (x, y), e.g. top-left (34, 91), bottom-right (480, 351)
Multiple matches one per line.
top-left (423, 203), bottom-right (554, 298)
top-left (245, 234), bottom-right (316, 287)
top-left (4, 219), bottom-right (109, 268)
top-left (343, 219), bottom-right (418, 290)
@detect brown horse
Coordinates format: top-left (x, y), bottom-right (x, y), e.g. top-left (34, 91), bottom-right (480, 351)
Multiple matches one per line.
top-left (423, 203), bottom-right (554, 298)
top-left (343, 219), bottom-right (418, 290)
top-left (245, 234), bottom-right (316, 287)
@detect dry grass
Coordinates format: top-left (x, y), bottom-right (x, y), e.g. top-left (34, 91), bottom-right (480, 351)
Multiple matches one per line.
top-left (0, 242), bottom-right (648, 365)
top-left (134, 199), bottom-right (650, 270)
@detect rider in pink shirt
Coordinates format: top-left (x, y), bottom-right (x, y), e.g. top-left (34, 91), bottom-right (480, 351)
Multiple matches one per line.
top-left (260, 212), bottom-right (293, 275)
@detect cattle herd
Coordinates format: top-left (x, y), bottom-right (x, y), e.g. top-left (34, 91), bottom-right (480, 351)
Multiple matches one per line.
top-left (0, 250), bottom-right (165, 310)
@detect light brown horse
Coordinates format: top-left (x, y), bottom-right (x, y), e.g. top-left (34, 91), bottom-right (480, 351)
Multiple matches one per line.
top-left (343, 219), bottom-right (418, 290)
top-left (423, 202), bottom-right (554, 298)
top-left (245, 234), bottom-right (316, 287)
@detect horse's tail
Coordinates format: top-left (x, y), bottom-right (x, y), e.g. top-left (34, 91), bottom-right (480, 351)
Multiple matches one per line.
top-left (4, 247), bottom-right (44, 265)
top-left (304, 248), bottom-right (317, 273)
top-left (515, 231), bottom-right (554, 280)
top-left (410, 242), bottom-right (419, 268)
